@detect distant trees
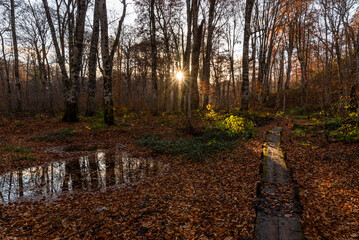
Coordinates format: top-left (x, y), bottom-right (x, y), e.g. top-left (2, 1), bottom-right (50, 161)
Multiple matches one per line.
top-left (0, 0), bottom-right (358, 119)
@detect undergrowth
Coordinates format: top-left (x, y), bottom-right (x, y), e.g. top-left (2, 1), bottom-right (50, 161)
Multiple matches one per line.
top-left (138, 108), bottom-right (256, 161)
top-left (1, 145), bottom-right (36, 162)
top-left (30, 128), bottom-right (77, 142)
top-left (1, 145), bottom-right (32, 154)
top-left (137, 130), bottom-right (238, 161)
top-left (292, 111), bottom-right (359, 142)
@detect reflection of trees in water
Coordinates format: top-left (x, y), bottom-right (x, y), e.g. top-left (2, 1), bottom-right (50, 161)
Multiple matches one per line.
top-left (0, 151), bottom-right (160, 203)
top-left (69, 159), bottom-right (81, 191)
top-left (62, 161), bottom-right (70, 192)
top-left (90, 155), bottom-right (99, 190)
top-left (8, 172), bottom-right (13, 202)
top-left (106, 154), bottom-right (116, 187)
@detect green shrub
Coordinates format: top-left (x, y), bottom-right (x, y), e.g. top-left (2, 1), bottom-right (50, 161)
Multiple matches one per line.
top-left (215, 115), bottom-right (255, 138)
top-left (330, 124), bottom-right (359, 142)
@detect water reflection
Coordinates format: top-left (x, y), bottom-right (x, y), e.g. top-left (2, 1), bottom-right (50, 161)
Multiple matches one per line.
top-left (0, 151), bottom-right (161, 204)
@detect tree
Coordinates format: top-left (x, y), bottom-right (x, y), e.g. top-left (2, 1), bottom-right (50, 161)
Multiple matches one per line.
top-left (42, 0), bottom-right (88, 122)
top-left (356, 29), bottom-right (359, 123)
top-left (202, 0), bottom-right (216, 108)
top-left (99, 0), bottom-right (126, 125)
top-left (10, 0), bottom-right (22, 112)
top-left (86, 0), bottom-right (100, 117)
top-left (241, 0), bottom-right (255, 110)
top-left (150, 0), bottom-right (158, 114)
top-left (189, 0), bottom-right (203, 111)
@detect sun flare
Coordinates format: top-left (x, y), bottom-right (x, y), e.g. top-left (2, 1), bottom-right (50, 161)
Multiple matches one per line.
top-left (176, 71), bottom-right (184, 81)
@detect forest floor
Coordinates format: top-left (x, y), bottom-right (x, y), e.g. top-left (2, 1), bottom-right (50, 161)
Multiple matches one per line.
top-left (0, 112), bottom-right (358, 239)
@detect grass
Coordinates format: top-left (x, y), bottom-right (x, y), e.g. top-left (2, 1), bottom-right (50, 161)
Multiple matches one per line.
top-left (1, 145), bottom-right (32, 154)
top-left (1, 145), bottom-right (36, 162)
top-left (137, 130), bottom-right (239, 161)
top-left (291, 114), bottom-right (359, 142)
top-left (117, 122), bottom-right (134, 127)
top-left (11, 155), bottom-right (36, 161)
top-left (30, 128), bottom-right (77, 142)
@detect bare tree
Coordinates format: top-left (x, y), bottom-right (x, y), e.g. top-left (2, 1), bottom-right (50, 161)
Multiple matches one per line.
top-left (189, 0), bottom-right (203, 111)
top-left (150, 0), bottom-right (158, 114)
top-left (10, 0), bottom-right (22, 112)
top-left (86, 0), bottom-right (100, 117)
top-left (202, 0), bottom-right (216, 108)
top-left (241, 0), bottom-right (255, 110)
top-left (99, 0), bottom-right (126, 125)
top-left (42, 0), bottom-right (88, 122)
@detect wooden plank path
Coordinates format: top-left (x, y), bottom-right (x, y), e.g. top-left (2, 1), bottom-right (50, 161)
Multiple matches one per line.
top-left (254, 127), bottom-right (304, 240)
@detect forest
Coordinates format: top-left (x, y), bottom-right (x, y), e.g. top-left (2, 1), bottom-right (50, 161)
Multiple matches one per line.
top-left (0, 0), bottom-right (358, 239)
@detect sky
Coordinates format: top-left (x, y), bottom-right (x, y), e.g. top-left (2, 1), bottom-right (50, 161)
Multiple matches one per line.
top-left (107, 0), bottom-right (136, 26)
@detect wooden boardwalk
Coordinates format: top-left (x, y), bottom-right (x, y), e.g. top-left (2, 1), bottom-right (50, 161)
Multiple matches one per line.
top-left (254, 127), bottom-right (304, 240)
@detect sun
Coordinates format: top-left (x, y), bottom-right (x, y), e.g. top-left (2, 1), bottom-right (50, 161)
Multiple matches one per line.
top-left (176, 71), bottom-right (184, 82)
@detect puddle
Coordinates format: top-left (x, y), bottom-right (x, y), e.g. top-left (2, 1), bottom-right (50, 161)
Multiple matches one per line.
top-left (0, 151), bottom-right (163, 204)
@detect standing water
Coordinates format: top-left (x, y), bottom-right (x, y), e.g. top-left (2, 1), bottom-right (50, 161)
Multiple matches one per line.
top-left (0, 151), bottom-right (163, 204)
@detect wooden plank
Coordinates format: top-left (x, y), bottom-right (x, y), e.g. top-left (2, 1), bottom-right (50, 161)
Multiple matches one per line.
top-left (254, 127), bottom-right (304, 240)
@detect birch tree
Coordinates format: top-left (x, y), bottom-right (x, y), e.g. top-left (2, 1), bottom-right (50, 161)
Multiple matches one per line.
top-left (241, 0), bottom-right (255, 110)
top-left (99, 0), bottom-right (126, 125)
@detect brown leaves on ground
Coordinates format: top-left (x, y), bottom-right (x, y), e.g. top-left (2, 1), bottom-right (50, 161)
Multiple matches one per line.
top-left (0, 114), bottom-right (358, 239)
top-left (0, 114), bottom-right (260, 239)
top-left (280, 118), bottom-right (359, 240)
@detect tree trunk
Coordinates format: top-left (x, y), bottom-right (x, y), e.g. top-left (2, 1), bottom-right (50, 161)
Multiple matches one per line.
top-left (241, 0), bottom-right (255, 110)
top-left (182, 0), bottom-right (192, 112)
top-left (100, 0), bottom-right (114, 125)
top-left (150, 0), bottom-right (159, 114)
top-left (63, 0), bottom-right (88, 122)
top-left (0, 31), bottom-right (11, 112)
top-left (10, 0), bottom-right (22, 112)
top-left (283, 22), bottom-right (294, 113)
top-left (275, 48), bottom-right (285, 111)
top-left (99, 0), bottom-right (126, 125)
top-left (86, 0), bottom-right (100, 117)
top-left (356, 29), bottom-right (359, 123)
top-left (202, 0), bottom-right (216, 108)
top-left (190, 0), bottom-right (202, 110)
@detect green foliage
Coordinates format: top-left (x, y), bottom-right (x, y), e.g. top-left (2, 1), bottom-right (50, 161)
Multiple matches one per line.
top-left (330, 124), bottom-right (359, 142)
top-left (294, 115), bottom-right (309, 120)
top-left (203, 107), bottom-right (256, 137)
top-left (1, 145), bottom-right (32, 154)
top-left (11, 155), bottom-right (36, 161)
top-left (137, 130), bottom-right (238, 161)
top-left (34, 114), bottom-right (47, 120)
top-left (158, 119), bottom-right (171, 126)
top-left (232, 110), bottom-right (273, 126)
top-left (288, 107), bottom-right (307, 116)
top-left (14, 120), bottom-right (24, 127)
top-left (117, 122), bottom-right (134, 127)
top-left (291, 113), bottom-right (359, 142)
top-left (215, 115), bottom-right (255, 138)
top-left (90, 123), bottom-right (108, 130)
top-left (30, 128), bottom-right (77, 142)
top-left (85, 111), bottom-right (104, 124)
